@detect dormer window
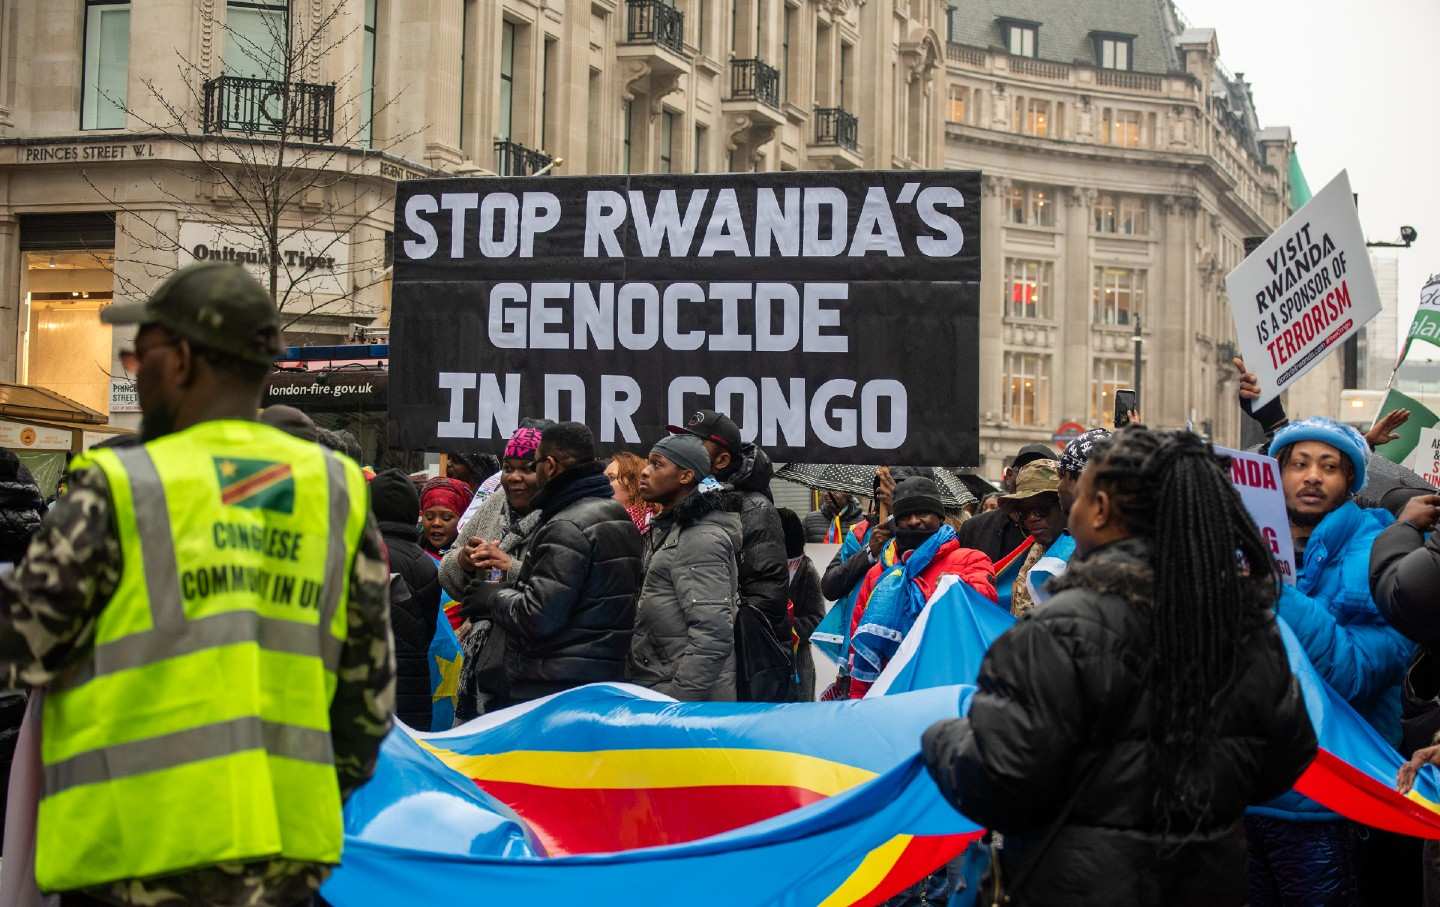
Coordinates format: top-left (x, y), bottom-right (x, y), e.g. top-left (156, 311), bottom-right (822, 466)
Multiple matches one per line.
top-left (1093, 32), bottom-right (1135, 71)
top-left (998, 18), bottom-right (1040, 58)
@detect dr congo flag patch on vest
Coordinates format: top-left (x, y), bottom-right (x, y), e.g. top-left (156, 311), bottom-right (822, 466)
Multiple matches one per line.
top-left (214, 458), bottom-right (296, 514)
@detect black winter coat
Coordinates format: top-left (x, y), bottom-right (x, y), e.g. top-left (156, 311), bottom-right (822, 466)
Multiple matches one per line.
top-left (1370, 521), bottom-right (1440, 646)
top-left (802, 500), bottom-right (864, 544)
top-left (723, 445), bottom-right (790, 645)
top-left (467, 462), bottom-right (643, 703)
top-left (787, 555), bottom-right (826, 701)
top-left (379, 521), bottom-right (442, 731)
top-left (921, 539), bottom-right (1316, 906)
top-left (954, 507), bottom-right (1028, 565)
top-left (0, 454), bottom-right (43, 565)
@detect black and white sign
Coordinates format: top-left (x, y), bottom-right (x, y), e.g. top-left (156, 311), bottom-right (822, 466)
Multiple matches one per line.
top-left (389, 171), bottom-right (981, 465)
top-left (264, 369), bottom-right (388, 412)
top-left (1226, 170), bottom-right (1381, 407)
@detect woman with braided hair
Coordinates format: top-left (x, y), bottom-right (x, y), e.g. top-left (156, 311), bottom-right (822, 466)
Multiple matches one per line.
top-left (921, 427), bottom-right (1317, 906)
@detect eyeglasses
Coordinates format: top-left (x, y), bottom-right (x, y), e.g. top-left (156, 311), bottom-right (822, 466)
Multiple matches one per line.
top-left (118, 337), bottom-right (180, 374)
top-left (1011, 501), bottom-right (1059, 521)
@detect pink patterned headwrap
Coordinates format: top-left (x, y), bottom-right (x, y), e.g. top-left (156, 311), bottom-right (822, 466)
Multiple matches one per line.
top-left (504, 427), bottom-right (544, 461)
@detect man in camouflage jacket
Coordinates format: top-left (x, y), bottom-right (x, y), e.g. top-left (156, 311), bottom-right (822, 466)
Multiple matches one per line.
top-left (0, 262), bottom-right (394, 907)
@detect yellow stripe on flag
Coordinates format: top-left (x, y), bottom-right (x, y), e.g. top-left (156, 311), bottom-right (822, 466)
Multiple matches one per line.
top-left (415, 741), bottom-right (875, 796)
top-left (817, 833), bottom-right (914, 907)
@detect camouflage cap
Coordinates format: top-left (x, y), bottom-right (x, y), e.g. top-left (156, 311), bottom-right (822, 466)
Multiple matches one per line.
top-left (102, 262), bottom-right (283, 367)
top-left (999, 459), bottom-right (1061, 503)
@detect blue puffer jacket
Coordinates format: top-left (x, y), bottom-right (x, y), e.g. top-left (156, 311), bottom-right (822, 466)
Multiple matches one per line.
top-left (1252, 500), bottom-right (1414, 821)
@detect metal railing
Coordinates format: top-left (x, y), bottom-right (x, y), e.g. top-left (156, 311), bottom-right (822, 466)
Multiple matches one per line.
top-left (202, 75), bottom-right (335, 143)
top-left (626, 0), bottom-right (686, 56)
top-left (813, 107), bottom-right (858, 151)
top-left (494, 139), bottom-right (553, 177)
top-left (946, 43), bottom-right (987, 67)
top-left (1096, 69), bottom-right (1164, 93)
top-left (1008, 55), bottom-right (1070, 81)
top-left (730, 58), bottom-right (780, 109)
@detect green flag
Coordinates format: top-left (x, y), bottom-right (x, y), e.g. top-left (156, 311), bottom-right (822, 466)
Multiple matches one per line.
top-left (1399, 275), bottom-right (1440, 363)
top-left (1373, 388), bottom-right (1440, 465)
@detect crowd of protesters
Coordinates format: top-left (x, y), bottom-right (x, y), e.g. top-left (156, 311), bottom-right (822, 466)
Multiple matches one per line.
top-left (332, 355), bottom-right (1436, 906)
top-left (20, 340), bottom-right (1432, 905)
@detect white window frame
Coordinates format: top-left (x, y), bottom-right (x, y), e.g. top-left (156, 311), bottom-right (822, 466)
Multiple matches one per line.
top-left (225, 0), bottom-right (289, 81)
top-left (1005, 258), bottom-right (1054, 320)
top-left (1006, 184), bottom-right (1056, 229)
top-left (82, 1), bottom-right (131, 130)
top-left (1003, 352), bottom-right (1051, 427)
top-left (1007, 24), bottom-right (1037, 58)
top-left (1093, 266), bottom-right (1146, 326)
top-left (1100, 38), bottom-right (1131, 71)
top-left (1091, 358), bottom-right (1134, 425)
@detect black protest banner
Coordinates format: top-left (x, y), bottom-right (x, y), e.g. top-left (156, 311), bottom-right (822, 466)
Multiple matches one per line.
top-left (389, 170), bottom-right (981, 465)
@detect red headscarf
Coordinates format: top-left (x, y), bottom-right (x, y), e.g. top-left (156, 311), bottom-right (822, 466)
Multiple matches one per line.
top-left (420, 477), bottom-right (470, 517)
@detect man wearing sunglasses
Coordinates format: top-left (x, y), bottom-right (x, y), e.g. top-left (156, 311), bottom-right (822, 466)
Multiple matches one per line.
top-left (998, 459), bottom-right (1066, 617)
top-left (0, 262), bottom-right (394, 906)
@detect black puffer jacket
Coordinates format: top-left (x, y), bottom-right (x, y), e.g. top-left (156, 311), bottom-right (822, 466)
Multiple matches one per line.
top-left (1370, 521), bottom-right (1440, 646)
top-left (379, 521), bottom-right (441, 731)
top-left (466, 461), bottom-right (642, 703)
top-left (373, 469), bottom-right (442, 731)
top-left (0, 453), bottom-right (43, 564)
top-left (955, 507), bottom-right (1027, 565)
top-left (723, 444), bottom-right (789, 644)
top-left (921, 539), bottom-right (1316, 906)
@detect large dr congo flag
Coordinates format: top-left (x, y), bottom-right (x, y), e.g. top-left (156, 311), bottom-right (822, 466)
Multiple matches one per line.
top-left (389, 171), bottom-right (982, 466)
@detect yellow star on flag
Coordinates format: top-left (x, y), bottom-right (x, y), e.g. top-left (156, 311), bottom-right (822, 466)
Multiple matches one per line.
top-left (218, 460), bottom-right (238, 479)
top-left (433, 651), bottom-right (462, 705)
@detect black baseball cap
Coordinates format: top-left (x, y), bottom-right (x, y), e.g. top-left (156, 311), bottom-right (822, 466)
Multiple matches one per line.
top-left (103, 262), bottom-right (283, 367)
top-left (1013, 443), bottom-right (1058, 470)
top-left (667, 409), bottom-right (741, 456)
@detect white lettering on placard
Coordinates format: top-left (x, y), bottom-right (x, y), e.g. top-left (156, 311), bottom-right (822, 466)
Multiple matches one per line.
top-left (599, 375), bottom-right (642, 444)
top-left (484, 282), bottom-right (849, 353)
top-left (437, 373), bottom-right (910, 450)
top-left (1226, 170), bottom-right (1382, 406)
top-left (402, 183), bottom-right (969, 261)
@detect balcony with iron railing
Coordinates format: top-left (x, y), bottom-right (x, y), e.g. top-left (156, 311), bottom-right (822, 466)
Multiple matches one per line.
top-left (202, 74), bottom-right (335, 143)
top-left (729, 58), bottom-right (781, 110)
top-left (625, 0), bottom-right (685, 56)
top-left (494, 139), bottom-right (553, 177)
top-left (813, 107), bottom-right (858, 151)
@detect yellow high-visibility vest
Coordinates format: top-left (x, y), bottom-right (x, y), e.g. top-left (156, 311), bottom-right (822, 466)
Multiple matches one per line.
top-left (36, 420), bottom-right (368, 892)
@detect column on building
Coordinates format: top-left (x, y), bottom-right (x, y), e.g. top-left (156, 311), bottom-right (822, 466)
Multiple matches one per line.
top-left (423, 1), bottom-right (464, 170)
top-left (1061, 187), bottom-right (1093, 423)
top-left (978, 175), bottom-right (1007, 472)
top-left (0, 214), bottom-right (18, 380)
top-left (1154, 194), bottom-right (1192, 426)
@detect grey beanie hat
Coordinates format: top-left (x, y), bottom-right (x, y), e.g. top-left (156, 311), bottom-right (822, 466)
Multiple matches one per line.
top-left (651, 434), bottom-right (711, 480)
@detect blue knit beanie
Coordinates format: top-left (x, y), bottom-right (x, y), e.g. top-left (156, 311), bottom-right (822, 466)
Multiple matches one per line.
top-left (1268, 417), bottom-right (1369, 494)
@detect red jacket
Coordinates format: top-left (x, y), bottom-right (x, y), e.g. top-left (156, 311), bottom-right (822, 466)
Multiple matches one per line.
top-left (848, 537), bottom-right (997, 698)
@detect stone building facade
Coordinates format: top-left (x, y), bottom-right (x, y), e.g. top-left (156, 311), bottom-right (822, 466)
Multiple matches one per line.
top-left (0, 0), bottom-right (1317, 470)
top-left (0, 0), bottom-right (949, 428)
top-left (943, 0), bottom-right (1336, 474)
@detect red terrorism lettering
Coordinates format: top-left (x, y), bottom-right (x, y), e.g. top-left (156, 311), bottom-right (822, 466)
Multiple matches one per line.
top-left (1266, 280), bottom-right (1353, 368)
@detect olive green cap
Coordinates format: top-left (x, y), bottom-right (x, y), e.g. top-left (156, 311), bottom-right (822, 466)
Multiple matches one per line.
top-left (102, 262), bottom-right (283, 366)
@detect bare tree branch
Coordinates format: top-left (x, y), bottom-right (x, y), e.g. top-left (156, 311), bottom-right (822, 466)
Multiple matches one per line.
top-left (74, 0), bottom-right (419, 333)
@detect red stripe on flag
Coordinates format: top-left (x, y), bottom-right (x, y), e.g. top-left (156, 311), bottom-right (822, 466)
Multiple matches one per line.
top-left (221, 462), bottom-right (292, 505)
top-left (853, 833), bottom-right (980, 907)
top-left (475, 780), bottom-right (829, 855)
top-left (1294, 749), bottom-right (1440, 839)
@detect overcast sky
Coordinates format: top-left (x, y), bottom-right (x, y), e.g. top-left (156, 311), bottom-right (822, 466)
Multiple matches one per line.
top-left (1180, 0), bottom-right (1439, 361)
